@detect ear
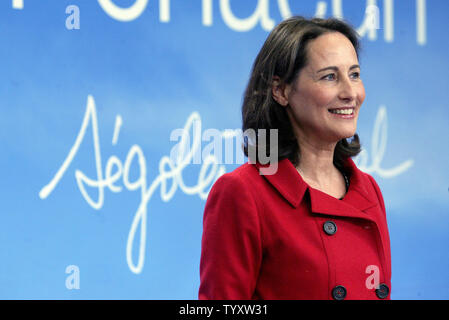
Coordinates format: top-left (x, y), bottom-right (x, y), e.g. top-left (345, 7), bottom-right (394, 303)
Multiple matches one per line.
top-left (271, 76), bottom-right (290, 107)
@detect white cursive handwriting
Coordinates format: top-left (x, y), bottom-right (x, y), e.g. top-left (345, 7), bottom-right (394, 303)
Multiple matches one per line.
top-left (355, 105), bottom-right (414, 177)
top-left (39, 95), bottom-right (226, 274)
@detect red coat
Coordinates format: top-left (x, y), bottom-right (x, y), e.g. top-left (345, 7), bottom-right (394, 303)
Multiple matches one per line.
top-left (198, 157), bottom-right (391, 300)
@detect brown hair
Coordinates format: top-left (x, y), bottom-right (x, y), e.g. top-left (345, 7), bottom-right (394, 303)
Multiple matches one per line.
top-left (242, 16), bottom-right (362, 169)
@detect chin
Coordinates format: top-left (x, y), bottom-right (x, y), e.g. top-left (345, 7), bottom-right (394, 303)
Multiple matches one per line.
top-left (337, 129), bottom-right (357, 140)
top-left (343, 123), bottom-right (358, 137)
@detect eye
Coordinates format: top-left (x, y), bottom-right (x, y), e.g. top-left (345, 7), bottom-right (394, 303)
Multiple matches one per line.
top-left (350, 72), bottom-right (361, 79)
top-left (322, 73), bottom-right (336, 81)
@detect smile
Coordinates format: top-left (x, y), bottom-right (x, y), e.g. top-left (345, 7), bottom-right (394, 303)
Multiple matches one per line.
top-left (328, 107), bottom-right (355, 118)
top-left (328, 108), bottom-right (354, 115)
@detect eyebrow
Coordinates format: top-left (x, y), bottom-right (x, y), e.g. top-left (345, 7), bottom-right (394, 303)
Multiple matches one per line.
top-left (316, 64), bottom-right (360, 73)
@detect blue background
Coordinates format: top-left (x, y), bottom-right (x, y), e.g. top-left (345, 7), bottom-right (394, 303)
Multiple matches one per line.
top-left (1, 0), bottom-right (448, 299)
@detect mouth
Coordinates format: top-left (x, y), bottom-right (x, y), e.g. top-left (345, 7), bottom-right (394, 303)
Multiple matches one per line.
top-left (328, 107), bottom-right (355, 118)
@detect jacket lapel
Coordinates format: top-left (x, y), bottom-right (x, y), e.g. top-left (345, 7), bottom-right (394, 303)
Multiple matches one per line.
top-left (254, 157), bottom-right (378, 222)
top-left (254, 158), bottom-right (308, 208)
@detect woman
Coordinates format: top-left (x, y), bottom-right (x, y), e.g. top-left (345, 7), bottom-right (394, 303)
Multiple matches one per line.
top-left (198, 16), bottom-right (391, 300)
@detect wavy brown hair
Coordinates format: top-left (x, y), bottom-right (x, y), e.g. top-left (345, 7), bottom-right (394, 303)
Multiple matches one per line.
top-left (242, 16), bottom-right (362, 170)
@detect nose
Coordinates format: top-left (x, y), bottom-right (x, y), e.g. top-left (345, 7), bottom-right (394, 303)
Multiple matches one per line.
top-left (338, 76), bottom-right (357, 102)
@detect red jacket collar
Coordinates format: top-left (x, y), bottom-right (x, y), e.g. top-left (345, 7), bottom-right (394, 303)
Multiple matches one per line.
top-left (254, 157), bottom-right (378, 220)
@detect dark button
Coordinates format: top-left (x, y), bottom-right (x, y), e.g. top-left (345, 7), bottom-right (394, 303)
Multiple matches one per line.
top-left (376, 283), bottom-right (389, 299)
top-left (323, 221), bottom-right (337, 235)
top-left (332, 285), bottom-right (347, 300)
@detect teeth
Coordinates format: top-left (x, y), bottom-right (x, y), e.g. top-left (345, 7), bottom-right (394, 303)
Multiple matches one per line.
top-left (329, 109), bottom-right (353, 115)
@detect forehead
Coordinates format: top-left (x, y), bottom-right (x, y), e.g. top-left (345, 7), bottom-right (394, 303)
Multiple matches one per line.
top-left (305, 32), bottom-right (359, 68)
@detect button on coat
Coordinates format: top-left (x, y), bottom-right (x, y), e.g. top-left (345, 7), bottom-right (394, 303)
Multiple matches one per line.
top-left (376, 284), bottom-right (390, 299)
top-left (323, 221), bottom-right (337, 235)
top-left (332, 285), bottom-right (347, 300)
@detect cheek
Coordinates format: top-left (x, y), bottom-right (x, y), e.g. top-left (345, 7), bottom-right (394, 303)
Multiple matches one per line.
top-left (309, 87), bottom-right (337, 110)
top-left (298, 86), bottom-right (335, 110)
top-left (358, 83), bottom-right (366, 105)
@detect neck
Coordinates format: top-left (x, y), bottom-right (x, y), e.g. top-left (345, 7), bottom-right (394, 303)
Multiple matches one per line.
top-left (295, 135), bottom-right (340, 187)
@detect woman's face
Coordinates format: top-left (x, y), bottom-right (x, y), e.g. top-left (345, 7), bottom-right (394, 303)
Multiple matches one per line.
top-left (281, 32), bottom-right (365, 145)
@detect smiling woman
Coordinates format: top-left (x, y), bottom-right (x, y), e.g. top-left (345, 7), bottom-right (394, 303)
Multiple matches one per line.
top-left (199, 16), bottom-right (391, 300)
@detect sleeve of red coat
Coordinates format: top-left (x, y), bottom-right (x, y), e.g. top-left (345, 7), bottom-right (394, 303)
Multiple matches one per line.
top-left (367, 173), bottom-right (387, 217)
top-left (198, 172), bottom-right (262, 300)
top-left (366, 173), bottom-right (392, 282)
